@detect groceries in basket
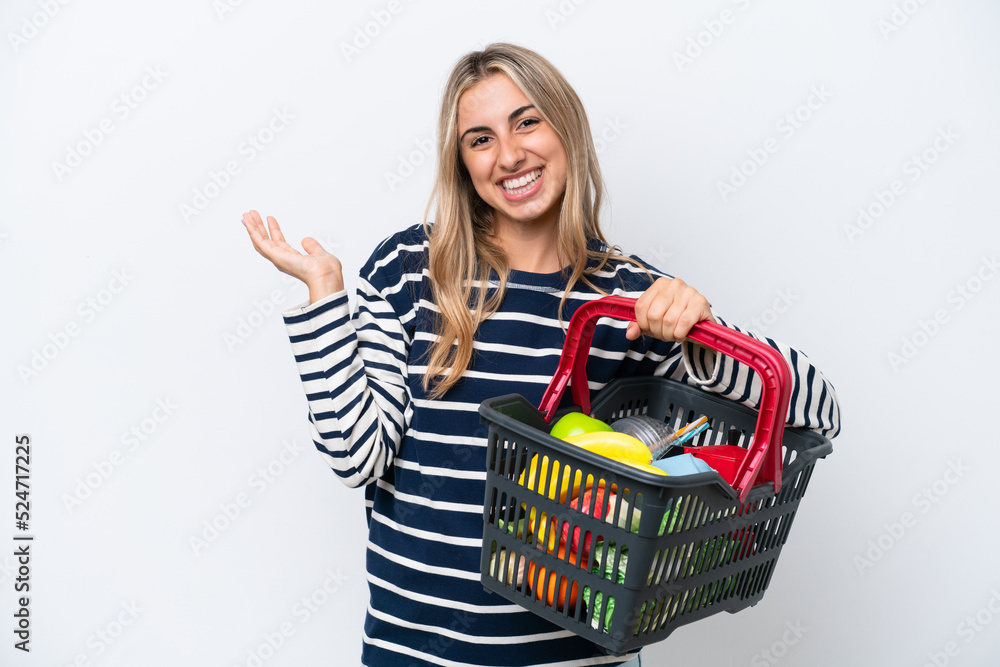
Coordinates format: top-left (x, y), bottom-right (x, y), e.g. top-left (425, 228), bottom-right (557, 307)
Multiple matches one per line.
top-left (562, 432), bottom-right (668, 477)
top-left (521, 419), bottom-right (660, 504)
top-left (609, 413), bottom-right (722, 478)
top-left (652, 453), bottom-right (715, 476)
top-left (495, 479), bottom-right (752, 630)
top-left (548, 412), bottom-right (615, 439)
top-left (499, 407), bottom-right (779, 638)
top-left (608, 414), bottom-right (676, 459)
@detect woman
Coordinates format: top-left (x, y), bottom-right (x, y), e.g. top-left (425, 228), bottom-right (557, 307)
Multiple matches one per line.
top-left (242, 43), bottom-right (840, 667)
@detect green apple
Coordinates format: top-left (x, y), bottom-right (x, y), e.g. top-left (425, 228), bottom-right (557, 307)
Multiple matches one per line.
top-left (549, 412), bottom-right (613, 439)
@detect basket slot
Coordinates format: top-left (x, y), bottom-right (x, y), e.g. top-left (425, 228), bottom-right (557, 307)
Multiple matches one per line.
top-left (634, 597), bottom-right (661, 636)
top-left (691, 501), bottom-right (712, 532)
top-left (642, 568), bottom-right (743, 634)
top-left (778, 464), bottom-right (815, 504)
top-left (610, 397), bottom-right (649, 420)
top-left (764, 515), bottom-right (787, 552)
top-left (679, 496), bottom-right (699, 533)
top-left (663, 403), bottom-right (687, 432)
top-left (755, 517), bottom-right (778, 554)
top-left (490, 431), bottom-right (531, 485)
top-left (488, 541), bottom-right (531, 595)
top-left (664, 401), bottom-right (678, 427)
top-left (731, 559), bottom-right (777, 599)
top-left (784, 446), bottom-right (799, 468)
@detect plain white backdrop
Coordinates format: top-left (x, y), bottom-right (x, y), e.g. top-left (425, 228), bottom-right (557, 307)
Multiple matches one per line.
top-left (2, 0), bottom-right (999, 665)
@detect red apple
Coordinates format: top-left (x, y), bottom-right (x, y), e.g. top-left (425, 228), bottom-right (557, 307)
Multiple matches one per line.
top-left (561, 486), bottom-right (614, 566)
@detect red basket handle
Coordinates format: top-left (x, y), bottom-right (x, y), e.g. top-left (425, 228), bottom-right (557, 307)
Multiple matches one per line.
top-left (537, 295), bottom-right (792, 501)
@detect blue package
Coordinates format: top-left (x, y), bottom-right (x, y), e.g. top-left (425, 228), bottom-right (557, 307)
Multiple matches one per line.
top-left (651, 453), bottom-right (716, 476)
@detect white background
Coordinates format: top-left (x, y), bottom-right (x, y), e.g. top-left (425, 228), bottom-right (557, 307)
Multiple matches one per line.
top-left (2, 0), bottom-right (999, 665)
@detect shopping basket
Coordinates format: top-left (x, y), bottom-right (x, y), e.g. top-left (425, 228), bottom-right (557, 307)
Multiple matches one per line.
top-left (478, 296), bottom-right (833, 655)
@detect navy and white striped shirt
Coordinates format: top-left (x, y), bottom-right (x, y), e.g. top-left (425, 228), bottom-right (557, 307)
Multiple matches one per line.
top-left (282, 223), bottom-right (841, 666)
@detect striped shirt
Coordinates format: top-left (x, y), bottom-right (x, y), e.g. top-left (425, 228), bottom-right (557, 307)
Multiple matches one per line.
top-left (282, 223), bottom-right (841, 667)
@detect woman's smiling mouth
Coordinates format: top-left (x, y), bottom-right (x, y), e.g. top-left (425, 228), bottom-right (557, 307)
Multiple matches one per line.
top-left (499, 167), bottom-right (543, 199)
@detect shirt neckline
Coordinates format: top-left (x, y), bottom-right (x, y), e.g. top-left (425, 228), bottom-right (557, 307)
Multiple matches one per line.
top-left (498, 238), bottom-right (608, 288)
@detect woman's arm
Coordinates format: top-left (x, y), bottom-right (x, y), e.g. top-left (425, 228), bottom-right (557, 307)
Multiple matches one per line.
top-left (629, 277), bottom-right (841, 438)
top-left (242, 211), bottom-right (413, 487)
top-left (676, 316), bottom-right (842, 438)
top-left (283, 282), bottom-right (412, 487)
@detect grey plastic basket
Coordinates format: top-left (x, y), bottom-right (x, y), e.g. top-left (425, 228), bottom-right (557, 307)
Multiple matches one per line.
top-left (477, 297), bottom-right (833, 655)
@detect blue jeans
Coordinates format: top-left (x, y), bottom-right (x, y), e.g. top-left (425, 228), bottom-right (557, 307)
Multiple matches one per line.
top-left (619, 655), bottom-right (641, 667)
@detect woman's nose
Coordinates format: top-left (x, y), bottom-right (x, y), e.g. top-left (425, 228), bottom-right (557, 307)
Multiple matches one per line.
top-left (497, 135), bottom-right (525, 171)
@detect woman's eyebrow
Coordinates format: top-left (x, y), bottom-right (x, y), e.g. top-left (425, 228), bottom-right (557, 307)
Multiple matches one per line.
top-left (507, 104), bottom-right (535, 121)
top-left (459, 105), bottom-right (537, 141)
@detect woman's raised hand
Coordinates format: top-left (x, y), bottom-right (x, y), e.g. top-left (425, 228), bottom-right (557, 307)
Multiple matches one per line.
top-left (241, 210), bottom-right (344, 304)
top-left (626, 277), bottom-right (715, 342)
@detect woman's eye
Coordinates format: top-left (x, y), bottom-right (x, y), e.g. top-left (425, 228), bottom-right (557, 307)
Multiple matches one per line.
top-left (519, 118), bottom-right (540, 129)
top-left (470, 135), bottom-right (490, 147)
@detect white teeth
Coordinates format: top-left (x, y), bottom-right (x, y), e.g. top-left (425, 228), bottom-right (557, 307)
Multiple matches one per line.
top-left (501, 168), bottom-right (541, 193)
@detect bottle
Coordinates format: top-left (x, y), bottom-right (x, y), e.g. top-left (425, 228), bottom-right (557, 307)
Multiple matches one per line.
top-left (610, 415), bottom-right (676, 460)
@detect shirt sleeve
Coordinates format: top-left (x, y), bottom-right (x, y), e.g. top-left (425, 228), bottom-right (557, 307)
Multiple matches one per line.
top-left (281, 263), bottom-right (414, 488)
top-left (670, 313), bottom-right (842, 438)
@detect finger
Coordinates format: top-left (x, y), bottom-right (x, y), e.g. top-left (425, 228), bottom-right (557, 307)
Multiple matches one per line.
top-left (631, 296), bottom-right (651, 340)
top-left (671, 305), bottom-right (700, 341)
top-left (266, 215), bottom-right (287, 244)
top-left (249, 209), bottom-right (266, 230)
top-left (241, 211), bottom-right (268, 249)
top-left (645, 293), bottom-right (674, 341)
top-left (251, 210), bottom-right (279, 245)
top-left (243, 210), bottom-right (269, 240)
top-left (301, 236), bottom-right (326, 255)
top-left (673, 298), bottom-right (712, 340)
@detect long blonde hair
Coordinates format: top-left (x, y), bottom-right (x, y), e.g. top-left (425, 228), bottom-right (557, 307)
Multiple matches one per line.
top-left (422, 43), bottom-right (619, 398)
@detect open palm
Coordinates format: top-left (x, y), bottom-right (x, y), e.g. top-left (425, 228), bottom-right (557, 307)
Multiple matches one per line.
top-left (241, 209), bottom-right (344, 302)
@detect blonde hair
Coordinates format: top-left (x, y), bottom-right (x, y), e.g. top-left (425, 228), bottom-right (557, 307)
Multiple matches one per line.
top-left (422, 43), bottom-right (621, 398)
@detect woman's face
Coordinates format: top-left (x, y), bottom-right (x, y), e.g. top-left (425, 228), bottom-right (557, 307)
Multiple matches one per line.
top-left (456, 74), bottom-right (568, 232)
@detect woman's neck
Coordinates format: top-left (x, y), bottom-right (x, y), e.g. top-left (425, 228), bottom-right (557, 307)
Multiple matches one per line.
top-left (492, 214), bottom-right (563, 274)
